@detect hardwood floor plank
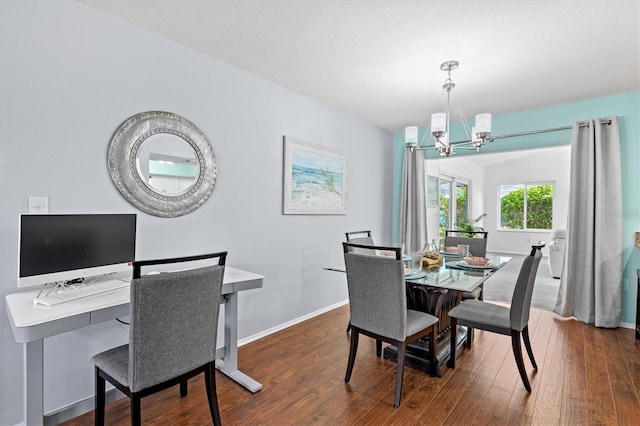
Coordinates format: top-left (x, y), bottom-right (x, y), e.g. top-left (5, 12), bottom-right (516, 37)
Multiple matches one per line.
top-left (59, 304), bottom-right (640, 426)
top-left (600, 327), bottom-right (640, 425)
top-left (505, 308), bottom-right (553, 425)
top-left (583, 322), bottom-right (618, 425)
top-left (561, 316), bottom-right (589, 425)
top-left (530, 313), bottom-right (565, 425)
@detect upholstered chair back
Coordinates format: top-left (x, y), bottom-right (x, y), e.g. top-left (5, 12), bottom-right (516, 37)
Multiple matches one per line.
top-left (128, 265), bottom-right (224, 392)
top-left (510, 248), bottom-right (543, 331)
top-left (343, 248), bottom-right (407, 341)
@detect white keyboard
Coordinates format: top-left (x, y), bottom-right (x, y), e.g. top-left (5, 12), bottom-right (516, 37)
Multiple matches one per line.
top-left (33, 279), bottom-right (130, 306)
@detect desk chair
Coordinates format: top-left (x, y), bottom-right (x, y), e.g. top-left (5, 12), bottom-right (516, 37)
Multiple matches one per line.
top-left (342, 242), bottom-right (438, 408)
top-left (91, 252), bottom-right (227, 426)
top-left (448, 243), bottom-right (544, 392)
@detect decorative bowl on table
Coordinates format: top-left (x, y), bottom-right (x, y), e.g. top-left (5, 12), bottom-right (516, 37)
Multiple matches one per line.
top-left (444, 246), bottom-right (458, 254)
top-left (465, 256), bottom-right (489, 266)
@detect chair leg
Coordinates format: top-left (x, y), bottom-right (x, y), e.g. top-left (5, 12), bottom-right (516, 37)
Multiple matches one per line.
top-left (131, 393), bottom-right (142, 426)
top-left (205, 362), bottom-right (222, 426)
top-left (345, 329), bottom-right (359, 382)
top-left (346, 321), bottom-right (351, 333)
top-left (511, 330), bottom-right (532, 392)
top-left (465, 326), bottom-right (473, 348)
top-left (180, 376), bottom-right (188, 397)
top-left (448, 318), bottom-right (458, 369)
top-left (394, 342), bottom-right (406, 408)
top-left (428, 326), bottom-right (437, 377)
top-left (522, 326), bottom-right (538, 370)
top-left (95, 368), bottom-right (105, 426)
top-left (376, 339), bottom-right (382, 357)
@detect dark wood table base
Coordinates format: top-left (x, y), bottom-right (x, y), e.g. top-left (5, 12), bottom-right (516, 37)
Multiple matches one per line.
top-left (380, 282), bottom-right (469, 377)
top-left (382, 325), bottom-right (468, 378)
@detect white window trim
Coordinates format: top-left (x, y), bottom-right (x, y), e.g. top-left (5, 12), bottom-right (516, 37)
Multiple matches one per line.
top-left (497, 180), bottom-right (555, 231)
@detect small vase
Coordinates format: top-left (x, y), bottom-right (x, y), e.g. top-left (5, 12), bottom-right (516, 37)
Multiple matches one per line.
top-left (425, 239), bottom-right (439, 259)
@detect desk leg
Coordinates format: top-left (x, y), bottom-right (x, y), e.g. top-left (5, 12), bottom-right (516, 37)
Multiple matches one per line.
top-left (215, 292), bottom-right (263, 393)
top-left (24, 340), bottom-right (44, 426)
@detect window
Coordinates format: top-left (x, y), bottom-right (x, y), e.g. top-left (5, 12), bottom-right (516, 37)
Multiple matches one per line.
top-left (499, 182), bottom-right (554, 230)
top-left (439, 175), bottom-right (470, 236)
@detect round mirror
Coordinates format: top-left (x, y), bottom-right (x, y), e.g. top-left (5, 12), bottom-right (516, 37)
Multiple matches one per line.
top-left (135, 133), bottom-right (200, 196)
top-left (108, 111), bottom-right (217, 217)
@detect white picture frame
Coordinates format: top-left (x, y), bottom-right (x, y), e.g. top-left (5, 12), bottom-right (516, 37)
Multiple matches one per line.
top-left (283, 136), bottom-right (347, 215)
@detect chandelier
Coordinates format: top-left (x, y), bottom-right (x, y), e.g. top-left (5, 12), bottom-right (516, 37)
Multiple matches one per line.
top-left (405, 60), bottom-right (492, 156)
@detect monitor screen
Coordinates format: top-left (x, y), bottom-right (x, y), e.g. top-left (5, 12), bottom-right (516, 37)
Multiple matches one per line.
top-left (18, 214), bottom-right (137, 287)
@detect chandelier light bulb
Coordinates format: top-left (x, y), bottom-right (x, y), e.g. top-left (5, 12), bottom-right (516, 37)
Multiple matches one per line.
top-left (476, 113), bottom-right (492, 134)
top-left (431, 113), bottom-right (447, 135)
top-left (405, 126), bottom-right (418, 146)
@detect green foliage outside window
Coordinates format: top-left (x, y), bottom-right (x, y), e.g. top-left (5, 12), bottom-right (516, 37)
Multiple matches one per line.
top-left (500, 183), bottom-right (553, 229)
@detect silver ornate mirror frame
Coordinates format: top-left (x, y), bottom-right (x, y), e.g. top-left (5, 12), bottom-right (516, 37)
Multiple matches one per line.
top-left (108, 111), bottom-right (217, 217)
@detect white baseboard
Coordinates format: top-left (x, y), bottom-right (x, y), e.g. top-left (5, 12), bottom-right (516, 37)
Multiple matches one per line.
top-left (238, 299), bottom-right (349, 347)
top-left (620, 321), bottom-right (634, 330)
top-left (44, 387), bottom-right (125, 425)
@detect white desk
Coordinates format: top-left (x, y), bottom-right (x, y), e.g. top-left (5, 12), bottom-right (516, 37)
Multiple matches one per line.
top-left (5, 266), bottom-right (263, 426)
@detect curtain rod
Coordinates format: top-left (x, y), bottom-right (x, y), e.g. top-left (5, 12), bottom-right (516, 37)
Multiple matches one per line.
top-left (451, 118), bottom-right (612, 146)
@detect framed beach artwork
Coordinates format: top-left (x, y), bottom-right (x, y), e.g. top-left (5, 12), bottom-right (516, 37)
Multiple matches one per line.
top-left (283, 136), bottom-right (347, 214)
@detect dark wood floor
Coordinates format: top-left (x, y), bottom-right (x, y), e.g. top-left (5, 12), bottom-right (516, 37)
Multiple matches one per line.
top-left (62, 304), bottom-right (640, 425)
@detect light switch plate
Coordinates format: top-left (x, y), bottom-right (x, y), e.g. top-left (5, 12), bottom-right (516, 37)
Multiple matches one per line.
top-left (28, 196), bottom-right (48, 213)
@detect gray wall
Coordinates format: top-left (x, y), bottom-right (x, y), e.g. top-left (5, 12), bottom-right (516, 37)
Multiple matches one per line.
top-left (0, 2), bottom-right (393, 424)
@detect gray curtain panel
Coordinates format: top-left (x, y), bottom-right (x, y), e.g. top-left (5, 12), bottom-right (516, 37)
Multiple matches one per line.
top-left (553, 117), bottom-right (622, 328)
top-left (399, 148), bottom-right (428, 254)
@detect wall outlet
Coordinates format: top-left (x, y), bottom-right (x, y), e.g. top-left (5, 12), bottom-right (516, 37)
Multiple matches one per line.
top-left (623, 278), bottom-right (629, 291)
top-left (28, 196), bottom-right (48, 213)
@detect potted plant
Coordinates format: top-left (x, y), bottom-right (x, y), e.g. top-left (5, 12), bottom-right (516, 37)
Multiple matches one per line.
top-left (455, 213), bottom-right (487, 238)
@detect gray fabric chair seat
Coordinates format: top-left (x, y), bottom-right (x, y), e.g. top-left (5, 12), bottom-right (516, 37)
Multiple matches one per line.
top-left (92, 344), bottom-right (129, 387)
top-left (462, 287), bottom-right (483, 300)
top-left (448, 300), bottom-right (511, 334)
top-left (407, 309), bottom-right (439, 336)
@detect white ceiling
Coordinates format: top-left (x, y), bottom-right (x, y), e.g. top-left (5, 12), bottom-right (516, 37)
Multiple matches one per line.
top-left (79, 0), bottom-right (640, 133)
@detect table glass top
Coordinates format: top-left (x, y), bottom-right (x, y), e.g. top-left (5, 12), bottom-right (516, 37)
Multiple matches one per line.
top-left (406, 254), bottom-right (512, 292)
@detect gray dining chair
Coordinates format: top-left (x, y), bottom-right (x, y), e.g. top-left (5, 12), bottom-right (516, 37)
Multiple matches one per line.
top-left (444, 231), bottom-right (488, 257)
top-left (342, 242), bottom-right (438, 408)
top-left (91, 252), bottom-right (226, 426)
top-left (345, 230), bottom-right (376, 254)
top-left (444, 231), bottom-right (489, 300)
top-left (344, 231), bottom-right (376, 332)
top-left (447, 243), bottom-right (544, 392)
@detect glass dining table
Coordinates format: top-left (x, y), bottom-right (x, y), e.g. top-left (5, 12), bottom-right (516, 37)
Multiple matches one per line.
top-left (326, 252), bottom-right (513, 377)
top-left (391, 252), bottom-right (512, 377)
top-left (405, 252), bottom-right (512, 292)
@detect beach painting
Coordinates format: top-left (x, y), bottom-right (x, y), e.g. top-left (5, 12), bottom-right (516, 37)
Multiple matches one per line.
top-left (283, 136), bottom-right (347, 214)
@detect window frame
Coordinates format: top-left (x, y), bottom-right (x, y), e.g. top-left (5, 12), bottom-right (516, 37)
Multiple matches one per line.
top-left (439, 173), bottom-right (471, 234)
top-left (497, 180), bottom-right (555, 231)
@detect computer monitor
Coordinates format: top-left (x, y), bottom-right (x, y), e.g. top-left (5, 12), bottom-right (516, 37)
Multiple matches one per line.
top-left (18, 213), bottom-right (137, 288)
